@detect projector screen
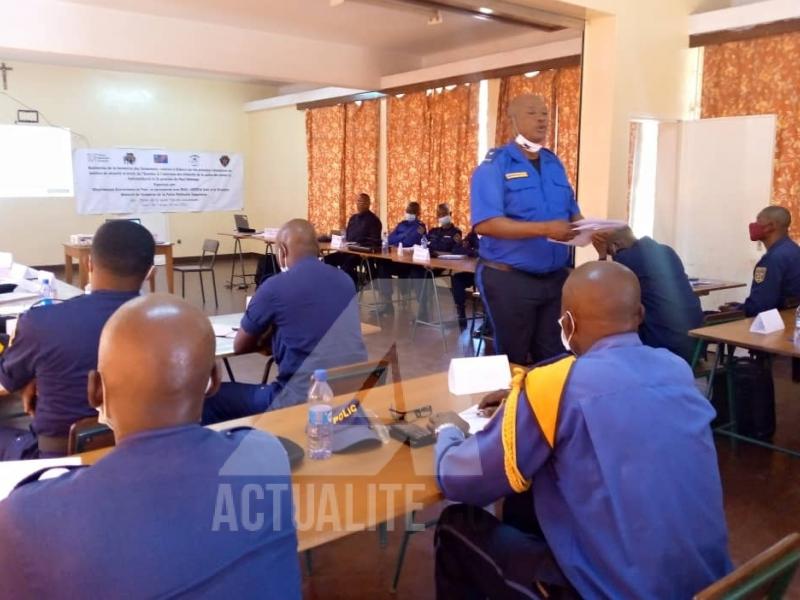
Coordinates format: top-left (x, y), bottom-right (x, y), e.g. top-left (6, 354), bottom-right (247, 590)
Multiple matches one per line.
top-left (0, 124), bottom-right (74, 198)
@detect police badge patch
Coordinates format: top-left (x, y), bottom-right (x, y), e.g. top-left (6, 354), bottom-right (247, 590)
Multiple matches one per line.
top-left (754, 267), bottom-right (767, 284)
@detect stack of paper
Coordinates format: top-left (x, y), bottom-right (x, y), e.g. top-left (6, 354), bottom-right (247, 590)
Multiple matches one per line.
top-left (448, 355), bottom-right (511, 396)
top-left (212, 324), bottom-right (237, 338)
top-left (549, 218), bottom-right (628, 247)
top-left (458, 404), bottom-right (492, 434)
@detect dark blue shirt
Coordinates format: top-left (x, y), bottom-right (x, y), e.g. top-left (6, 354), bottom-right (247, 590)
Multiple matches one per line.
top-left (470, 143), bottom-right (580, 274)
top-left (0, 290), bottom-right (138, 437)
top-left (744, 236), bottom-right (800, 316)
top-left (428, 224), bottom-right (463, 253)
top-left (0, 424), bottom-right (301, 598)
top-left (388, 218), bottom-right (426, 247)
top-left (241, 257), bottom-right (367, 409)
top-left (612, 237), bottom-right (703, 362)
top-left (345, 210), bottom-right (382, 246)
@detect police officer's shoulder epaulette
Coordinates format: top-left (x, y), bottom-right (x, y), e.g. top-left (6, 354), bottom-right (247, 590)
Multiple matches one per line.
top-left (13, 465), bottom-right (87, 491)
top-left (482, 148), bottom-right (499, 163)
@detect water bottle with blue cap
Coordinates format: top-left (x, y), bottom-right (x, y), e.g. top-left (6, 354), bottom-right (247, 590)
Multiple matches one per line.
top-left (307, 368), bottom-right (333, 460)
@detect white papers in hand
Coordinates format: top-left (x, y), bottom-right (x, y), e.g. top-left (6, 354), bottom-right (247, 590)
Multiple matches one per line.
top-left (549, 218), bottom-right (628, 247)
top-left (458, 404), bottom-right (491, 434)
top-left (212, 324), bottom-right (237, 338)
top-left (448, 355), bottom-right (511, 396)
top-left (749, 309), bottom-right (785, 334)
top-left (0, 457), bottom-right (82, 501)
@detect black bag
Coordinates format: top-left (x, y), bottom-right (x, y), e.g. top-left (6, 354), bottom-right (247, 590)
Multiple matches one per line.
top-left (711, 353), bottom-right (775, 441)
top-left (254, 253), bottom-right (279, 287)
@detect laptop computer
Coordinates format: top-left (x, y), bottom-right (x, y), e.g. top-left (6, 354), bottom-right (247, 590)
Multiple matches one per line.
top-left (234, 215), bottom-right (256, 234)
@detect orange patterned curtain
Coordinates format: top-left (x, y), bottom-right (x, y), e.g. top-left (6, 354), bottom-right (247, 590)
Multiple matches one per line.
top-left (387, 84), bottom-right (478, 229)
top-left (306, 100), bottom-right (379, 234)
top-left (495, 66), bottom-right (582, 189)
top-left (702, 32), bottom-right (800, 238)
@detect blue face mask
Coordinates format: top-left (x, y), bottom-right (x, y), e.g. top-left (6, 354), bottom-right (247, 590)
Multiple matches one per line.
top-left (405, 213), bottom-right (416, 222)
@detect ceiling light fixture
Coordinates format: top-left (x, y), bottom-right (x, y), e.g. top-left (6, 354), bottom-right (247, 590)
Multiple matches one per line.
top-left (524, 71), bottom-right (540, 78)
top-left (478, 7), bottom-right (494, 14)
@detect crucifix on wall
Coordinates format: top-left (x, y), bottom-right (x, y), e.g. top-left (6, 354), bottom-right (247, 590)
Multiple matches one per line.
top-left (0, 62), bottom-right (12, 91)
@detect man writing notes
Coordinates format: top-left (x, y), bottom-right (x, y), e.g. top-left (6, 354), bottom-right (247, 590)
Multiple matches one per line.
top-left (0, 220), bottom-right (154, 459)
top-left (429, 261), bottom-right (731, 599)
top-left (0, 295), bottom-right (300, 598)
top-left (324, 192), bottom-right (382, 286)
top-left (203, 219), bottom-right (367, 423)
top-left (471, 93), bottom-right (581, 365)
top-left (592, 226), bottom-right (703, 363)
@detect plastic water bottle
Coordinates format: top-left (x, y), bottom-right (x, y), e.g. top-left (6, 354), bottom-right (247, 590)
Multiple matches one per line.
top-left (421, 235), bottom-right (429, 249)
top-left (39, 278), bottom-right (56, 306)
top-left (794, 306), bottom-right (800, 346)
top-left (381, 232), bottom-right (389, 254)
top-left (398, 242), bottom-right (404, 254)
top-left (307, 369), bottom-right (333, 460)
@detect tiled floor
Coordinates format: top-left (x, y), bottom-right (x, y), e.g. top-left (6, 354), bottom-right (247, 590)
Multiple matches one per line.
top-left (3, 256), bottom-right (799, 598)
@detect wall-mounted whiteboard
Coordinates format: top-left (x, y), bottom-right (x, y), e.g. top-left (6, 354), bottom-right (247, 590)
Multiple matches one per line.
top-left (672, 115), bottom-right (776, 306)
top-left (0, 125), bottom-right (74, 198)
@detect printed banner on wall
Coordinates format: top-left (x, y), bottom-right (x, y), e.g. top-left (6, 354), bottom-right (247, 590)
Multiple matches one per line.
top-left (74, 149), bottom-right (243, 214)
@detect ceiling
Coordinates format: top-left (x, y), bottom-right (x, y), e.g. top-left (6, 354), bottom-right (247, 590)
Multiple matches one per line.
top-left (64, 0), bottom-right (535, 55)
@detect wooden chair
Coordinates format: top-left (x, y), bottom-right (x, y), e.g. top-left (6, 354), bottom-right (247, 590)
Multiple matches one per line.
top-left (174, 239), bottom-right (220, 307)
top-left (694, 533), bottom-right (800, 600)
top-left (68, 416), bottom-right (115, 455)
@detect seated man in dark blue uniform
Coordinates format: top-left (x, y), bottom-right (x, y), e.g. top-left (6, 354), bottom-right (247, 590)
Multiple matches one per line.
top-left (377, 201), bottom-right (427, 313)
top-left (0, 220), bottom-right (155, 459)
top-left (592, 226), bottom-right (703, 363)
top-left (429, 261), bottom-right (731, 599)
top-left (323, 192), bottom-right (382, 287)
top-left (0, 294), bottom-right (301, 598)
top-left (741, 206), bottom-right (800, 316)
top-left (428, 203), bottom-right (478, 329)
top-left (203, 219), bottom-right (367, 424)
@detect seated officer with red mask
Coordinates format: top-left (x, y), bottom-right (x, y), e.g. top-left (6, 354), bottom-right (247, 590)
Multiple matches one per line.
top-left (741, 206), bottom-right (800, 316)
top-left (428, 261), bottom-right (731, 599)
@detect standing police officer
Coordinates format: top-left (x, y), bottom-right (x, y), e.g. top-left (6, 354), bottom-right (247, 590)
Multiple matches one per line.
top-left (471, 94), bottom-right (581, 365)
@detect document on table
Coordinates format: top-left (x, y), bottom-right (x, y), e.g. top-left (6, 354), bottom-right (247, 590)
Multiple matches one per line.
top-left (458, 404), bottom-right (492, 434)
top-left (448, 355), bottom-right (511, 395)
top-left (0, 457), bottom-right (82, 501)
top-left (212, 323), bottom-right (238, 338)
top-left (549, 218), bottom-right (628, 247)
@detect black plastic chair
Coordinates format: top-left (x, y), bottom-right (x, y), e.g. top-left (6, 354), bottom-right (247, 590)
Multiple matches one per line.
top-left (174, 239), bottom-right (220, 307)
top-left (68, 416), bottom-right (115, 455)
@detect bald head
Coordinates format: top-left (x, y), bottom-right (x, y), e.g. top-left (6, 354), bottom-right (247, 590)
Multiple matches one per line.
top-left (508, 94), bottom-right (549, 146)
top-left (89, 294), bottom-right (219, 441)
top-left (592, 226), bottom-right (638, 259)
top-left (560, 261), bottom-right (643, 355)
top-left (276, 218), bottom-right (319, 269)
top-left (758, 206), bottom-right (791, 230)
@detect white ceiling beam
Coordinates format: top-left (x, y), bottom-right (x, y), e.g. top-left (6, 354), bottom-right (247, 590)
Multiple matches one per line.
top-left (0, 0), bottom-right (421, 89)
top-left (689, 0), bottom-right (800, 35)
top-left (245, 87), bottom-right (370, 112)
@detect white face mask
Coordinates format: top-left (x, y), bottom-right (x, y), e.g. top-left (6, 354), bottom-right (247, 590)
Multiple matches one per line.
top-left (405, 213), bottom-right (416, 222)
top-left (558, 311), bottom-right (575, 353)
top-left (438, 216), bottom-right (452, 227)
top-left (515, 133), bottom-right (542, 153)
top-left (96, 377), bottom-right (114, 430)
top-left (278, 248), bottom-right (289, 273)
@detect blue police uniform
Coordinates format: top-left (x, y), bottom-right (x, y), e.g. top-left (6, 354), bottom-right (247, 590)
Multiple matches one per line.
top-left (744, 236), bottom-right (800, 316)
top-left (0, 424), bottom-right (301, 598)
top-left (471, 142), bottom-right (580, 365)
top-left (0, 291), bottom-right (138, 460)
top-left (203, 257), bottom-right (367, 423)
top-left (434, 333), bottom-right (731, 599)
top-left (612, 236), bottom-right (704, 362)
top-left (429, 224), bottom-right (478, 321)
top-left (388, 218), bottom-right (426, 247)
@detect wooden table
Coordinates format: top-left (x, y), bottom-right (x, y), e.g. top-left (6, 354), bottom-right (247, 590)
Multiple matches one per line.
top-left (689, 309), bottom-right (799, 458)
top-left (690, 279), bottom-right (747, 297)
top-left (80, 371), bottom-right (481, 553)
top-left (63, 243), bottom-right (175, 294)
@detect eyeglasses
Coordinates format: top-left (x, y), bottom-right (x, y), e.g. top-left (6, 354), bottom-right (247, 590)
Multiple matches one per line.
top-left (389, 404), bottom-right (432, 423)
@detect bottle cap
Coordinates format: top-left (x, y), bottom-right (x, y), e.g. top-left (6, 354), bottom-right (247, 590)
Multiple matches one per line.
top-left (313, 369), bottom-right (328, 382)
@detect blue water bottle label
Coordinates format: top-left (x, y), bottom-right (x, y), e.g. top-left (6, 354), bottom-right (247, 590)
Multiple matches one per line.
top-left (308, 404), bottom-right (331, 426)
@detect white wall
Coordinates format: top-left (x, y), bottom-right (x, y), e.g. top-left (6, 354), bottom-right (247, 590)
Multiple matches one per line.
top-left (246, 106), bottom-right (308, 230)
top-left (0, 60), bottom-right (275, 265)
